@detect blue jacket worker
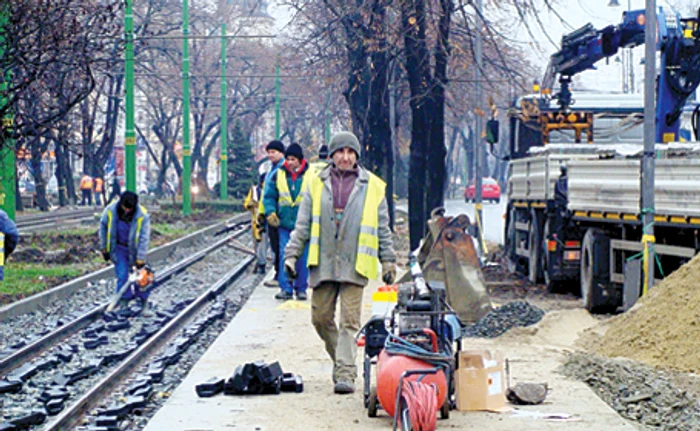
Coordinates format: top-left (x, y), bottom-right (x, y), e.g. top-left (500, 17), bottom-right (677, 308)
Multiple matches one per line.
top-left (0, 209), bottom-right (19, 281)
top-left (263, 143), bottom-right (311, 301)
top-left (99, 191), bottom-right (150, 298)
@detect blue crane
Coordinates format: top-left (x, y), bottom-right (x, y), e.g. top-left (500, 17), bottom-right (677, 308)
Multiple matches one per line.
top-left (541, 7), bottom-right (700, 143)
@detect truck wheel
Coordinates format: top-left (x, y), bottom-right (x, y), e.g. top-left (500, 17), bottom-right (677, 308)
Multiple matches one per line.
top-left (528, 209), bottom-right (543, 283)
top-left (580, 228), bottom-right (615, 313)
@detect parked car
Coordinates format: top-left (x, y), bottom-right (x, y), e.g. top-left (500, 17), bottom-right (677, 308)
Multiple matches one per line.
top-left (465, 177), bottom-right (501, 203)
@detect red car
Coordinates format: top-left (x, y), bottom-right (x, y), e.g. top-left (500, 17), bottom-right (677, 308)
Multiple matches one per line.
top-left (465, 177), bottom-right (501, 203)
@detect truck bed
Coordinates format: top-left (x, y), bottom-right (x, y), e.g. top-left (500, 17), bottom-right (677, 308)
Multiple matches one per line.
top-left (508, 143), bottom-right (700, 218)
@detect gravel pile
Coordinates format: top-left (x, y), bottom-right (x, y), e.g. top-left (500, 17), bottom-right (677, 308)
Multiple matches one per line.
top-left (562, 352), bottom-right (700, 431)
top-left (461, 300), bottom-right (545, 338)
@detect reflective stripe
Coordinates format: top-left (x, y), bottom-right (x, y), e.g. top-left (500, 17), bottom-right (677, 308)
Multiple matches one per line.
top-left (357, 245), bottom-right (378, 258)
top-left (0, 233), bottom-right (4, 267)
top-left (277, 169), bottom-right (310, 207)
top-left (360, 225), bottom-right (378, 236)
top-left (106, 210), bottom-right (114, 253)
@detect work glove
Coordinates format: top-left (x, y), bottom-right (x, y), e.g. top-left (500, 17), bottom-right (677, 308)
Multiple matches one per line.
top-left (135, 260), bottom-right (146, 269)
top-left (101, 249), bottom-right (110, 262)
top-left (267, 213), bottom-right (280, 228)
top-left (284, 257), bottom-right (297, 280)
top-left (382, 262), bottom-right (396, 285)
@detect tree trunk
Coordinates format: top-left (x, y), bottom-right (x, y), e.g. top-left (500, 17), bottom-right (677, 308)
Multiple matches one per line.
top-left (425, 0), bottom-right (452, 213)
top-left (55, 143), bottom-right (69, 206)
top-left (402, 0), bottom-right (432, 250)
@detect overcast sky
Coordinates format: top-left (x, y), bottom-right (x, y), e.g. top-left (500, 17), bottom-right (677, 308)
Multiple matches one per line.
top-left (266, 0), bottom-right (691, 95)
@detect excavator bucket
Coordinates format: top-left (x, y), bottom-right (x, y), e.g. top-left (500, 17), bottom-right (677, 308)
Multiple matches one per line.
top-left (401, 210), bottom-right (493, 323)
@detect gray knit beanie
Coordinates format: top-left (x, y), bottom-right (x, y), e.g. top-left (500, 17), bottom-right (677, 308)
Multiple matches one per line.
top-left (328, 132), bottom-right (361, 159)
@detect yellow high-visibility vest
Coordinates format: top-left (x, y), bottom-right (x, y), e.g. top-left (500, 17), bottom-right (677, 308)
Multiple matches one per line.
top-left (276, 169), bottom-right (310, 208)
top-left (105, 205), bottom-right (147, 253)
top-left (307, 172), bottom-right (385, 279)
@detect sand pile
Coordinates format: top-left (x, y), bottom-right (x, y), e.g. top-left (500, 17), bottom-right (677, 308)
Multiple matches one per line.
top-left (592, 253), bottom-right (700, 372)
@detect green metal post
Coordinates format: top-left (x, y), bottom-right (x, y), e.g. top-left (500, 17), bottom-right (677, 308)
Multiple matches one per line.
top-left (0, 4), bottom-right (14, 220)
top-left (219, 23), bottom-right (228, 200)
top-left (124, 0), bottom-right (136, 193)
top-left (182, 0), bottom-right (192, 215)
top-left (325, 88), bottom-right (331, 145)
top-left (275, 57), bottom-right (280, 139)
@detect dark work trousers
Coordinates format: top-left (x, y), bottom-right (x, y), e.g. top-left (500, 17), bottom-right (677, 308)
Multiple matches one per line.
top-left (81, 189), bottom-right (92, 206)
top-left (268, 225), bottom-right (280, 278)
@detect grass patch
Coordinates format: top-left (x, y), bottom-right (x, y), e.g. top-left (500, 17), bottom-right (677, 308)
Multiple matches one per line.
top-left (151, 223), bottom-right (192, 238)
top-left (26, 228), bottom-right (98, 249)
top-left (0, 263), bottom-right (83, 304)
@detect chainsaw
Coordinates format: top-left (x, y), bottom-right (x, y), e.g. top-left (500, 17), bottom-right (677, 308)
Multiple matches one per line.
top-left (105, 265), bottom-right (155, 313)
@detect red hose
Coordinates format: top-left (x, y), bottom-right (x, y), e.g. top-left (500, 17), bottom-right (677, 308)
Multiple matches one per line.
top-left (400, 380), bottom-right (438, 431)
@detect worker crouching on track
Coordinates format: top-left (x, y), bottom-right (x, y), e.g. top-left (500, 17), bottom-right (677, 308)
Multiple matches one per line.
top-left (263, 143), bottom-right (311, 301)
top-left (284, 131), bottom-right (396, 394)
top-left (99, 191), bottom-right (151, 299)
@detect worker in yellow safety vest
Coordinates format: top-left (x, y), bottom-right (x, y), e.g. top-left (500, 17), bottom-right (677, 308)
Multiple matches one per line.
top-left (283, 132), bottom-right (396, 395)
top-left (99, 191), bottom-right (151, 303)
top-left (309, 144), bottom-right (329, 176)
top-left (262, 143), bottom-right (311, 301)
top-left (244, 165), bottom-right (268, 274)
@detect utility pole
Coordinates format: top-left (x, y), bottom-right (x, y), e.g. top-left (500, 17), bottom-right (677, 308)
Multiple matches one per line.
top-left (275, 57), bottom-right (281, 139)
top-left (219, 23), bottom-right (228, 200)
top-left (0, 3), bottom-right (15, 219)
top-left (641, 0), bottom-right (656, 295)
top-left (182, 0), bottom-right (192, 215)
top-left (473, 0), bottom-right (484, 252)
top-left (125, 0), bottom-right (136, 193)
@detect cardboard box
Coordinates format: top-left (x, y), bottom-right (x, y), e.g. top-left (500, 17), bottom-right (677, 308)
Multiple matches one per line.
top-left (454, 350), bottom-right (506, 411)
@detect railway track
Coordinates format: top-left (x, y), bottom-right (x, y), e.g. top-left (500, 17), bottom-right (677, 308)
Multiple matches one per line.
top-left (0, 223), bottom-right (258, 430)
top-left (16, 208), bottom-right (99, 234)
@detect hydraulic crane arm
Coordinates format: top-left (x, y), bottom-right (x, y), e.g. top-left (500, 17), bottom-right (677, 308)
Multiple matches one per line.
top-left (543, 7), bottom-right (700, 143)
top-left (542, 10), bottom-right (646, 109)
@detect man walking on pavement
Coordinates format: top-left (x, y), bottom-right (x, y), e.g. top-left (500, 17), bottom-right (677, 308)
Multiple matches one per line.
top-left (263, 143), bottom-right (311, 300)
top-left (284, 131), bottom-right (396, 394)
top-left (258, 140), bottom-right (285, 288)
top-left (79, 174), bottom-right (94, 206)
top-left (99, 191), bottom-right (151, 300)
top-left (0, 209), bottom-right (19, 282)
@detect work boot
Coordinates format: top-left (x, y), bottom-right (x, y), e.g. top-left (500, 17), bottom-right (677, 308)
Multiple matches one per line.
top-left (334, 380), bottom-right (355, 394)
top-left (274, 291), bottom-right (293, 300)
top-left (264, 278), bottom-right (279, 288)
top-left (295, 291), bottom-right (307, 301)
top-left (256, 264), bottom-right (266, 274)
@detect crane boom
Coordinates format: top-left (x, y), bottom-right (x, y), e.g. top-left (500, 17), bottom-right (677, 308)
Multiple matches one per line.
top-left (542, 7), bottom-right (700, 143)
